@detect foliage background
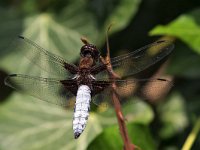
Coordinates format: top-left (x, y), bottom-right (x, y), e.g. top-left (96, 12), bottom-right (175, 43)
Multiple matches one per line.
top-left (0, 0), bottom-right (200, 150)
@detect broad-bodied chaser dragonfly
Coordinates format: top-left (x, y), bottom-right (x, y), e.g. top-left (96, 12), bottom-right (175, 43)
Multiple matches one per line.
top-left (5, 36), bottom-right (174, 139)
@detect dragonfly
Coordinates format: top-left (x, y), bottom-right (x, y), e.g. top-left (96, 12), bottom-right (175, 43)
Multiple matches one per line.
top-left (4, 36), bottom-right (174, 139)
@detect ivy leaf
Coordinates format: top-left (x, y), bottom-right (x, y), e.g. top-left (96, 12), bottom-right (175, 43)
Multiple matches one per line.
top-left (0, 93), bottom-right (107, 150)
top-left (87, 123), bottom-right (156, 150)
top-left (97, 98), bottom-right (154, 125)
top-left (0, 13), bottom-right (82, 76)
top-left (1, 0), bottom-right (141, 76)
top-left (158, 92), bottom-right (189, 139)
top-left (1, 0), bottom-right (141, 75)
top-left (60, 0), bottom-right (141, 45)
top-left (59, 1), bottom-right (99, 44)
top-left (103, 0), bottom-right (141, 34)
top-left (150, 8), bottom-right (200, 55)
top-left (0, 93), bottom-right (155, 150)
top-left (0, 7), bottom-right (22, 57)
top-left (167, 42), bottom-right (200, 78)
top-left (122, 99), bottom-right (154, 125)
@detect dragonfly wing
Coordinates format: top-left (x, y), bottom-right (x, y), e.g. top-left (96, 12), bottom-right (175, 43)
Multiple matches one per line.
top-left (92, 78), bottom-right (173, 106)
top-left (91, 80), bottom-right (112, 106)
top-left (115, 78), bottom-right (173, 101)
top-left (5, 74), bottom-right (76, 106)
top-left (110, 40), bottom-right (174, 78)
top-left (12, 36), bottom-right (78, 78)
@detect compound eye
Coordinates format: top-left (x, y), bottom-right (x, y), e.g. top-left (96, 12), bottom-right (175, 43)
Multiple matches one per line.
top-left (83, 50), bottom-right (92, 57)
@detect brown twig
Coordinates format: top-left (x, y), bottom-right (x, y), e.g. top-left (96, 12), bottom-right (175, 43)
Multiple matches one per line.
top-left (100, 25), bottom-right (135, 150)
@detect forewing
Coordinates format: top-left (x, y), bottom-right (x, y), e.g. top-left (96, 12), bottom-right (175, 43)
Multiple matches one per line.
top-left (110, 40), bottom-right (174, 78)
top-left (4, 74), bottom-right (75, 106)
top-left (12, 36), bottom-right (78, 78)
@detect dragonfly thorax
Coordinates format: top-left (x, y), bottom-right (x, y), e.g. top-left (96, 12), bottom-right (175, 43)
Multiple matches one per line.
top-left (75, 68), bottom-right (96, 86)
top-left (79, 57), bottom-right (94, 69)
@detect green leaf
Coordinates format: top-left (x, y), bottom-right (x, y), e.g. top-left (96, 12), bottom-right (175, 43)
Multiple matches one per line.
top-left (0, 7), bottom-right (22, 56)
top-left (167, 42), bottom-right (200, 78)
top-left (59, 1), bottom-right (99, 44)
top-left (150, 8), bottom-right (200, 54)
top-left (0, 93), bottom-right (105, 150)
top-left (60, 0), bottom-right (141, 45)
top-left (0, 92), bottom-right (156, 150)
top-left (127, 124), bottom-right (156, 150)
top-left (103, 0), bottom-right (141, 34)
top-left (122, 99), bottom-right (154, 124)
top-left (87, 123), bottom-right (156, 150)
top-left (23, 14), bottom-right (83, 58)
top-left (1, 0), bottom-right (141, 75)
top-left (158, 92), bottom-right (189, 139)
top-left (98, 98), bottom-right (154, 125)
top-left (0, 13), bottom-right (83, 75)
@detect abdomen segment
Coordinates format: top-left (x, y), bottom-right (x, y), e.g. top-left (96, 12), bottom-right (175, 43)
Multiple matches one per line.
top-left (73, 85), bottom-right (91, 139)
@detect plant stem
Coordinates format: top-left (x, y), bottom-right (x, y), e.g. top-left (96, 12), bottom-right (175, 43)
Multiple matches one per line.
top-left (99, 25), bottom-right (135, 150)
top-left (181, 117), bottom-right (200, 150)
top-left (111, 84), bottom-right (135, 150)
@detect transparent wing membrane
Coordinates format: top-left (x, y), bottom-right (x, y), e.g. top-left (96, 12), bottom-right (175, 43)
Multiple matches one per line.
top-left (92, 78), bottom-right (173, 106)
top-left (115, 78), bottom-right (173, 100)
top-left (5, 74), bottom-right (75, 106)
top-left (12, 36), bottom-right (77, 78)
top-left (110, 40), bottom-right (174, 77)
top-left (6, 37), bottom-right (174, 108)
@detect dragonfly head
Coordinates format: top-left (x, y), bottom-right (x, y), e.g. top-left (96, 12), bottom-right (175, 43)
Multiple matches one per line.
top-left (80, 37), bottom-right (100, 61)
